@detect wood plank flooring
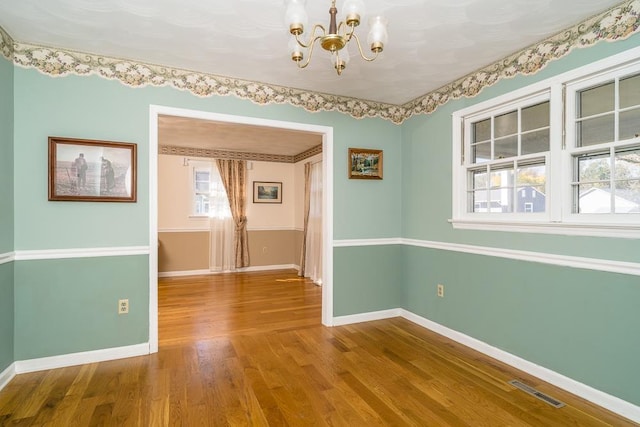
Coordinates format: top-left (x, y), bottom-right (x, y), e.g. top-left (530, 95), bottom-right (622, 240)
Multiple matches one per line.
top-left (0, 269), bottom-right (637, 426)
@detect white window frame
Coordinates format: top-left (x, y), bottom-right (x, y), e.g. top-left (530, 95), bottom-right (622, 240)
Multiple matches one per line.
top-left (189, 160), bottom-right (233, 219)
top-left (563, 61), bottom-right (640, 225)
top-left (451, 47), bottom-right (640, 239)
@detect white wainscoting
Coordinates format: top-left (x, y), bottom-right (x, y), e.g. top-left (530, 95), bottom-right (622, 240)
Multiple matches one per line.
top-left (333, 238), bottom-right (640, 276)
top-left (0, 252), bottom-right (15, 265)
top-left (13, 246), bottom-right (150, 261)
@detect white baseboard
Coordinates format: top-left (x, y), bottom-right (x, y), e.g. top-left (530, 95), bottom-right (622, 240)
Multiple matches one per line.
top-left (239, 264), bottom-right (300, 273)
top-left (398, 309), bottom-right (640, 424)
top-left (332, 308), bottom-right (401, 326)
top-left (331, 308), bottom-right (640, 423)
top-left (158, 269), bottom-right (212, 278)
top-left (0, 362), bottom-right (16, 392)
top-left (159, 264), bottom-right (300, 278)
top-left (14, 343), bottom-right (150, 374)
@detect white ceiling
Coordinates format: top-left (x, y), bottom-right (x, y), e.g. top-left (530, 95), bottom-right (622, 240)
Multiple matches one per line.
top-left (0, 0), bottom-right (624, 105)
top-left (158, 115), bottom-right (322, 155)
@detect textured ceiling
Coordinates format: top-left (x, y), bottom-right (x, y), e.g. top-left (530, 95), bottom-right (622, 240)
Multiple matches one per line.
top-left (158, 115), bottom-right (322, 156)
top-left (0, 0), bottom-right (625, 105)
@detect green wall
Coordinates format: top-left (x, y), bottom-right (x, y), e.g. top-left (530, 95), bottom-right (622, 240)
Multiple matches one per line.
top-left (0, 55), bottom-right (15, 372)
top-left (0, 264), bottom-right (13, 372)
top-left (11, 67), bottom-right (402, 359)
top-left (403, 246), bottom-right (640, 405)
top-left (401, 34), bottom-right (640, 406)
top-left (13, 256), bottom-right (148, 360)
top-left (333, 245), bottom-right (403, 316)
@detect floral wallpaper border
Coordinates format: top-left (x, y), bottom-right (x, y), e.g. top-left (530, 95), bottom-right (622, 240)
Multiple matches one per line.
top-left (159, 144), bottom-right (322, 164)
top-left (402, 0), bottom-right (640, 118)
top-left (1, 1), bottom-right (638, 124)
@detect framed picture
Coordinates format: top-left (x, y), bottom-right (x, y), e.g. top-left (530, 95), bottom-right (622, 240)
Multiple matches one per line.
top-left (48, 136), bottom-right (137, 202)
top-left (349, 148), bottom-right (383, 179)
top-left (253, 181), bottom-right (282, 204)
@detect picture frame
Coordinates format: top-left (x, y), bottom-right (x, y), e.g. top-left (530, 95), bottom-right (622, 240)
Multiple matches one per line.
top-left (48, 136), bottom-right (137, 202)
top-left (253, 181), bottom-right (282, 204)
top-left (349, 148), bottom-right (383, 179)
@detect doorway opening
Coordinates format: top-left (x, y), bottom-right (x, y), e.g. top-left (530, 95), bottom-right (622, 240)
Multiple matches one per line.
top-left (148, 105), bottom-right (334, 352)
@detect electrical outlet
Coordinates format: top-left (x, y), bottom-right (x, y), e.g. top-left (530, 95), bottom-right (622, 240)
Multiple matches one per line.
top-left (118, 299), bottom-right (129, 314)
top-left (437, 284), bottom-right (444, 298)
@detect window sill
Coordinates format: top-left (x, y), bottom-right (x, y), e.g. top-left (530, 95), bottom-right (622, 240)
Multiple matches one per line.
top-left (449, 218), bottom-right (640, 239)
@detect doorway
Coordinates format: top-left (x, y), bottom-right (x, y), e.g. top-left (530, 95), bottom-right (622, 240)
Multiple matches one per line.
top-left (148, 105), bottom-right (334, 353)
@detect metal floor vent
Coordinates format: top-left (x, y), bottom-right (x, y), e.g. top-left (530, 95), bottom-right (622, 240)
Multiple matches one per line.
top-left (509, 380), bottom-right (565, 408)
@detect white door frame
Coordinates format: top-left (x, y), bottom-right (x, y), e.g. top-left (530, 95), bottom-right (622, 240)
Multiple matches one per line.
top-left (148, 105), bottom-right (334, 352)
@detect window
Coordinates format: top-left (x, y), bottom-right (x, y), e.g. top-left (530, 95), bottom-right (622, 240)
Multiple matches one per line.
top-left (567, 73), bottom-right (640, 216)
top-left (192, 162), bottom-right (232, 219)
top-left (463, 93), bottom-right (550, 217)
top-left (452, 54), bottom-right (640, 237)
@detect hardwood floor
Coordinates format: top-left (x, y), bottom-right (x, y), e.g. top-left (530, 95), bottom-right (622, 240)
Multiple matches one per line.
top-left (0, 269), bottom-right (636, 426)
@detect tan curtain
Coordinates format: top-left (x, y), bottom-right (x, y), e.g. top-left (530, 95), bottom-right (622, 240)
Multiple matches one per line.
top-left (215, 159), bottom-right (249, 268)
top-left (299, 162), bottom-right (312, 276)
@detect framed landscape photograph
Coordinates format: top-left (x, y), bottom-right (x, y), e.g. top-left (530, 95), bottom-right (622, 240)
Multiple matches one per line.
top-left (349, 148), bottom-right (383, 179)
top-left (48, 136), bottom-right (137, 202)
top-left (253, 181), bottom-right (282, 204)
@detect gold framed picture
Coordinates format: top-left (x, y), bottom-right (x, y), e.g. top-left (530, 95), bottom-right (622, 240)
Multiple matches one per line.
top-left (48, 136), bottom-right (137, 202)
top-left (348, 148), bottom-right (383, 179)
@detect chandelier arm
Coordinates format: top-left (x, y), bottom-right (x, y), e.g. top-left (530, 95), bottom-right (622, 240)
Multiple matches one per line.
top-left (295, 24), bottom-right (327, 48)
top-left (295, 36), bottom-right (322, 69)
top-left (338, 22), bottom-right (356, 42)
top-left (351, 33), bottom-right (380, 62)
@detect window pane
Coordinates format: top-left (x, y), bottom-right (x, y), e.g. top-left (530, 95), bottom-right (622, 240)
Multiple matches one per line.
top-left (195, 171), bottom-right (209, 181)
top-left (522, 101), bottom-right (549, 131)
top-left (578, 153), bottom-right (610, 182)
top-left (517, 163), bottom-right (546, 186)
top-left (471, 170), bottom-right (488, 189)
top-left (490, 167), bottom-right (514, 188)
top-left (578, 81), bottom-right (614, 118)
top-left (516, 186), bottom-right (545, 213)
top-left (472, 142), bottom-right (491, 163)
top-left (195, 194), bottom-right (210, 215)
top-left (494, 135), bottom-right (518, 159)
top-left (195, 181), bottom-right (210, 192)
top-left (614, 180), bottom-right (640, 213)
top-left (473, 119), bottom-right (491, 143)
top-left (619, 108), bottom-right (640, 141)
top-left (495, 111), bottom-right (517, 138)
top-left (489, 188), bottom-right (512, 212)
top-left (577, 183), bottom-right (611, 213)
top-left (576, 114), bottom-right (614, 146)
top-left (521, 129), bottom-right (549, 154)
top-left (615, 148), bottom-right (640, 180)
top-left (620, 74), bottom-right (640, 109)
top-left (489, 167), bottom-right (514, 212)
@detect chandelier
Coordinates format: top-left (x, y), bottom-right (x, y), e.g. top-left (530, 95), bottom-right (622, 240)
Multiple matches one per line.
top-left (284, 0), bottom-right (388, 75)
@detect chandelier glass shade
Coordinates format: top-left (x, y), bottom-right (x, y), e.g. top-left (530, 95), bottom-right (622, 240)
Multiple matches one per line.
top-left (284, 0), bottom-right (388, 75)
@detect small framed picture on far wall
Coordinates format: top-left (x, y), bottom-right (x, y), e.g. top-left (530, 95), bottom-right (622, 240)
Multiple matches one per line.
top-left (253, 181), bottom-right (282, 204)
